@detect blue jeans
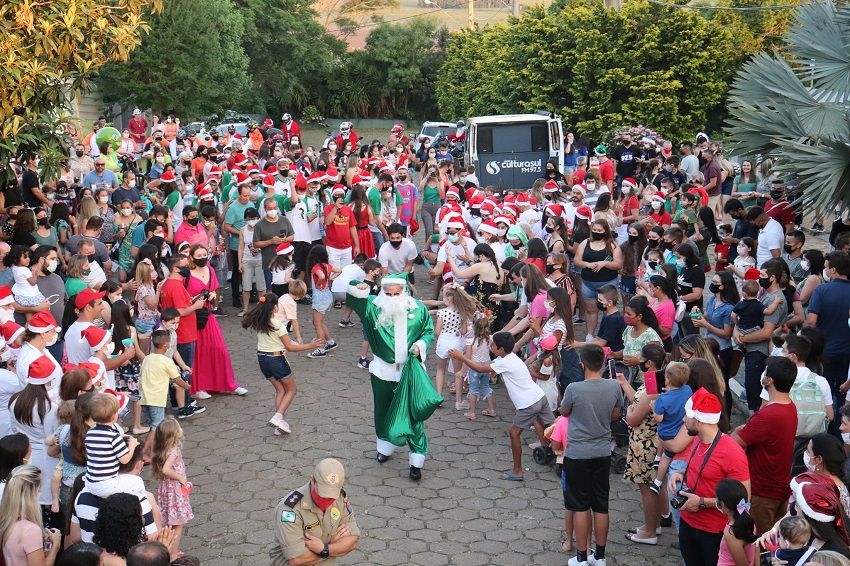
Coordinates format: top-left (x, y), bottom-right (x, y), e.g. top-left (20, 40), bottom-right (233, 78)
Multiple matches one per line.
top-left (744, 350), bottom-right (767, 412)
top-left (467, 370), bottom-right (492, 400)
top-left (177, 342), bottom-right (195, 370)
top-left (667, 457), bottom-right (688, 532)
top-left (371, 230), bottom-right (384, 251)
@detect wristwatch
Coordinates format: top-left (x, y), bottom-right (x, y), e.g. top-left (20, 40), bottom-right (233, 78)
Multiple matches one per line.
top-left (318, 544), bottom-right (330, 559)
top-left (698, 497), bottom-right (707, 510)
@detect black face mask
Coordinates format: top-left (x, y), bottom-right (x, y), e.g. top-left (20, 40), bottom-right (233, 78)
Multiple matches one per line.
top-left (389, 240), bottom-right (402, 249)
top-left (545, 264), bottom-right (556, 275)
top-left (187, 217), bottom-right (199, 226)
top-left (87, 254), bottom-right (97, 264)
top-left (770, 191), bottom-right (783, 200)
top-left (597, 300), bottom-right (606, 311)
top-left (628, 235), bottom-right (638, 244)
top-left (758, 276), bottom-right (772, 289)
top-left (639, 361), bottom-right (649, 373)
top-left (784, 243), bottom-right (794, 254)
top-left (647, 239), bottom-right (659, 249)
top-left (545, 226), bottom-right (554, 234)
top-left (37, 218), bottom-right (48, 227)
top-left (178, 266), bottom-right (191, 278)
top-left (510, 243), bottom-right (522, 250)
top-left (709, 283), bottom-right (722, 294)
top-left (647, 261), bottom-right (659, 271)
top-left (193, 257), bottom-right (208, 267)
top-left (81, 268), bottom-right (91, 277)
top-left (591, 232), bottom-right (605, 241)
top-left (278, 170), bottom-right (289, 178)
top-left (75, 150), bottom-right (84, 157)
top-left (660, 241), bottom-right (673, 252)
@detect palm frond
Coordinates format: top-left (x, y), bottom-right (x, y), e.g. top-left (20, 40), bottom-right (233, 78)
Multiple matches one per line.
top-left (786, 0), bottom-right (850, 100)
top-left (773, 137), bottom-right (850, 212)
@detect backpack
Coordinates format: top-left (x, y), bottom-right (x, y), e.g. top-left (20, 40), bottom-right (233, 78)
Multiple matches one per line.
top-left (791, 369), bottom-right (829, 437)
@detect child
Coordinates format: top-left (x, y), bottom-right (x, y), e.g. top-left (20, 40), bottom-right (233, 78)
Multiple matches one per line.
top-left (269, 242), bottom-right (296, 297)
top-left (335, 254), bottom-right (368, 326)
top-left (771, 326), bottom-right (789, 357)
top-left (650, 361), bottom-right (692, 494)
top-left (461, 314), bottom-right (496, 420)
top-left (548, 415), bottom-right (574, 552)
top-left (140, 330), bottom-right (192, 456)
top-left (775, 515), bottom-right (816, 565)
top-left (47, 399), bottom-right (75, 513)
top-left (526, 334), bottom-right (562, 414)
top-left (275, 279), bottom-right (305, 344)
top-left (449, 331), bottom-right (554, 481)
top-left (574, 285), bottom-right (626, 353)
top-left (84, 392), bottom-right (142, 499)
top-left (5, 244), bottom-right (45, 317)
top-left (237, 207), bottom-right (265, 316)
top-left (435, 282), bottom-right (482, 406)
top-left (354, 260), bottom-right (382, 370)
top-left (152, 416), bottom-right (193, 558)
top-left (242, 292), bottom-right (323, 435)
top-left (306, 245), bottom-right (340, 359)
top-left (726, 237), bottom-right (757, 289)
top-left (643, 248), bottom-right (664, 278)
top-left (715, 478), bottom-right (757, 566)
top-left (134, 258), bottom-right (162, 354)
top-left (155, 308), bottom-right (197, 415)
top-left (714, 224), bottom-right (733, 273)
top-left (731, 280), bottom-right (783, 349)
top-left (83, 324), bottom-right (135, 393)
top-left (112, 300), bottom-right (148, 435)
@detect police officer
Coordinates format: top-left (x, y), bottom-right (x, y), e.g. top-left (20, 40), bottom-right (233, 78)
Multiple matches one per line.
top-left (270, 459), bottom-right (360, 566)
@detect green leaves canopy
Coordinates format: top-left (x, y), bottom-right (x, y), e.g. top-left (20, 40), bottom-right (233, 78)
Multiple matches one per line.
top-left (437, 0), bottom-right (737, 142)
top-left (725, 0), bottom-right (850, 212)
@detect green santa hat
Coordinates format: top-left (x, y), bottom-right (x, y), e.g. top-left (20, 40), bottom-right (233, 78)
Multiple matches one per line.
top-left (380, 273), bottom-right (410, 291)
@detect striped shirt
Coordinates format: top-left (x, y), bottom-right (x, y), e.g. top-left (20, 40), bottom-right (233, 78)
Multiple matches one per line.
top-left (84, 423), bottom-right (129, 484)
top-left (72, 475), bottom-right (157, 543)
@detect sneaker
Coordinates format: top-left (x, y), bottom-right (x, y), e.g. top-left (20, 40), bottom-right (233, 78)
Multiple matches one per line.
top-left (296, 297), bottom-right (312, 305)
top-left (211, 308), bottom-right (228, 317)
top-left (528, 441), bottom-right (542, 450)
top-left (194, 391), bottom-right (212, 400)
top-left (588, 554), bottom-right (606, 566)
top-left (324, 341), bottom-right (338, 351)
top-left (572, 314), bottom-right (585, 323)
top-left (190, 405), bottom-right (206, 416)
top-left (277, 418), bottom-right (291, 434)
top-left (273, 427), bottom-right (282, 435)
top-left (660, 514), bottom-right (673, 528)
top-left (568, 557), bottom-right (588, 566)
top-left (307, 348), bottom-right (326, 358)
top-left (177, 407), bottom-right (194, 419)
top-left (357, 357), bottom-right (370, 370)
top-left (648, 482), bottom-right (661, 495)
top-left (585, 334), bottom-right (594, 342)
top-left (455, 400), bottom-right (470, 410)
top-left (338, 319), bottom-right (355, 328)
top-left (236, 310), bottom-right (245, 317)
top-left (232, 386), bottom-right (248, 396)
top-left (189, 400), bottom-right (199, 409)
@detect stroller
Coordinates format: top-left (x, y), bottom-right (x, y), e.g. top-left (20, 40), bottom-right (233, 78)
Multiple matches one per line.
top-left (603, 359), bottom-right (633, 475)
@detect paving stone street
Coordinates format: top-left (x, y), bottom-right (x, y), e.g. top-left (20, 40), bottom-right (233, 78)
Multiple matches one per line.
top-left (133, 278), bottom-right (686, 566)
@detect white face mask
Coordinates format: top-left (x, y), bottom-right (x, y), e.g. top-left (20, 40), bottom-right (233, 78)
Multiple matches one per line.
top-left (46, 332), bottom-right (58, 347)
top-left (497, 228), bottom-right (507, 237)
top-left (46, 259), bottom-right (57, 273)
top-left (824, 269), bottom-right (831, 281)
top-left (328, 144), bottom-right (337, 151)
top-left (800, 260), bottom-right (810, 271)
top-left (128, 180), bottom-right (136, 189)
top-left (105, 343), bottom-right (115, 355)
top-left (651, 201), bottom-right (662, 210)
top-left (585, 182), bottom-right (596, 191)
top-left (661, 188), bottom-right (669, 196)
top-left (544, 301), bottom-right (555, 313)
top-left (247, 219), bottom-right (259, 227)
top-left (843, 433), bottom-right (850, 444)
top-left (803, 451), bottom-right (815, 471)
top-left (266, 209), bottom-right (279, 219)
top-left (621, 185), bottom-right (631, 194)
top-left (121, 208), bottom-right (132, 216)
top-left (99, 196), bottom-right (108, 204)
top-left (156, 157), bottom-right (165, 164)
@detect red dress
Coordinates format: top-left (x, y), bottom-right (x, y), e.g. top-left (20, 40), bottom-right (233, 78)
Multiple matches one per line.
top-left (355, 206), bottom-right (375, 259)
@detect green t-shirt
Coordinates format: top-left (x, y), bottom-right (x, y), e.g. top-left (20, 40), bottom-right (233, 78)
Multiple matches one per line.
top-left (423, 183), bottom-right (441, 204)
top-left (345, 187), bottom-right (382, 215)
top-left (224, 200), bottom-right (254, 250)
top-left (257, 194), bottom-right (295, 214)
top-left (65, 277), bottom-right (87, 297)
top-left (165, 191), bottom-right (180, 211)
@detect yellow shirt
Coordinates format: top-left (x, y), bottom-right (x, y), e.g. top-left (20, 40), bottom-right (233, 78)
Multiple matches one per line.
top-left (140, 353), bottom-right (179, 407)
top-left (257, 319), bottom-right (287, 353)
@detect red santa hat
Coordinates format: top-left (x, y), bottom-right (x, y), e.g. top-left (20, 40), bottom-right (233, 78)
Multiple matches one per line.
top-left (276, 242), bottom-right (294, 256)
top-left (545, 203), bottom-right (566, 218)
top-left (27, 355), bottom-right (55, 385)
top-left (0, 286), bottom-right (13, 306)
top-left (651, 191), bottom-right (666, 203)
top-left (684, 387), bottom-right (722, 424)
top-left (446, 187), bottom-right (460, 200)
top-left (247, 165), bottom-right (260, 175)
top-left (103, 388), bottom-right (132, 416)
top-left (307, 172), bottom-right (325, 185)
top-left (159, 171), bottom-right (176, 183)
top-left (493, 215), bottom-right (513, 227)
top-left (790, 472), bottom-right (837, 493)
top-left (468, 193), bottom-right (484, 210)
top-left (575, 205), bottom-right (593, 221)
top-left (262, 118), bottom-right (274, 129)
top-left (325, 167), bottom-right (340, 182)
top-left (744, 268), bottom-right (762, 281)
top-left (503, 194), bottom-right (516, 205)
top-left (64, 361), bottom-right (103, 384)
top-left (793, 481), bottom-right (841, 524)
top-left (232, 133), bottom-right (243, 141)
top-left (351, 175), bottom-right (369, 186)
top-left (207, 165), bottom-right (222, 178)
top-left (197, 185), bottom-right (214, 200)
top-left (515, 192), bottom-right (530, 206)
top-left (262, 174), bottom-right (276, 189)
top-left (27, 311), bottom-right (59, 334)
top-left (331, 185), bottom-right (347, 197)
top-left (295, 171), bottom-right (307, 191)
top-left (571, 184), bottom-right (586, 196)
top-left (229, 166), bottom-right (241, 175)
top-left (478, 220), bottom-right (500, 236)
top-left (543, 180), bottom-right (560, 193)
top-left (443, 214), bottom-right (465, 230)
top-left (1, 321), bottom-right (24, 343)
top-left (621, 177), bottom-right (638, 192)
top-left (379, 161), bottom-right (393, 174)
top-left (480, 201), bottom-right (496, 217)
top-left (236, 172), bottom-right (251, 186)
top-left (529, 196), bottom-right (538, 206)
top-left (502, 203), bottom-right (518, 218)
top-left (81, 325), bottom-right (111, 353)
top-left (234, 153), bottom-right (248, 166)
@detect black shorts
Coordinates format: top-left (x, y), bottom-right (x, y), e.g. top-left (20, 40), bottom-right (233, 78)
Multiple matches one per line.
top-left (563, 456), bottom-right (611, 513)
top-left (293, 240), bottom-right (321, 272)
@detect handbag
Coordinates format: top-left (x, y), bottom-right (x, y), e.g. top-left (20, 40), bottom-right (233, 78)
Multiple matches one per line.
top-left (183, 272), bottom-right (212, 330)
top-left (410, 217), bottom-right (420, 236)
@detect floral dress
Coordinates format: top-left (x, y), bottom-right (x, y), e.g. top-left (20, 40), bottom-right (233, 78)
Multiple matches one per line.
top-left (97, 205), bottom-right (116, 244)
top-left (621, 326), bottom-right (662, 384)
top-left (117, 218), bottom-right (141, 273)
top-left (624, 385), bottom-right (660, 484)
top-left (156, 447), bottom-right (194, 526)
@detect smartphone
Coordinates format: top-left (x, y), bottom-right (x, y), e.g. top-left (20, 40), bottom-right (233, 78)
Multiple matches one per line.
top-left (607, 359), bottom-right (616, 380)
top-left (759, 551), bottom-right (772, 566)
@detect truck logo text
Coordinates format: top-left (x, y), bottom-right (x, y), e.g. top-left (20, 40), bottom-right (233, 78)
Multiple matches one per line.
top-left (485, 159), bottom-right (542, 176)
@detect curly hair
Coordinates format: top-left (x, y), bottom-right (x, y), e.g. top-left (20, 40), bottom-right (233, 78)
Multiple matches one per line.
top-left (93, 493), bottom-right (145, 558)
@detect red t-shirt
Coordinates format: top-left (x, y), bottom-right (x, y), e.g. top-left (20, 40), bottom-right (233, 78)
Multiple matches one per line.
top-left (127, 118), bottom-right (148, 144)
top-left (525, 258), bottom-right (546, 274)
top-left (598, 160), bottom-right (614, 185)
top-left (323, 204), bottom-right (356, 250)
top-left (765, 200), bottom-right (795, 230)
top-left (573, 169), bottom-right (587, 185)
top-left (737, 402), bottom-right (797, 501)
top-left (311, 263), bottom-right (331, 290)
top-left (680, 434), bottom-right (749, 534)
top-left (159, 278), bottom-right (197, 345)
top-left (619, 195), bottom-right (640, 219)
top-left (650, 211), bottom-right (672, 226)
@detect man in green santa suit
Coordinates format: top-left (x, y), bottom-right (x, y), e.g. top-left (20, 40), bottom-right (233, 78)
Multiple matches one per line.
top-left (346, 274), bottom-right (435, 480)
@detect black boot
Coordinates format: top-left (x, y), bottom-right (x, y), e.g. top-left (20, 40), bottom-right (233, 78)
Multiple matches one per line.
top-left (409, 466), bottom-right (421, 481)
top-left (376, 453), bottom-right (389, 463)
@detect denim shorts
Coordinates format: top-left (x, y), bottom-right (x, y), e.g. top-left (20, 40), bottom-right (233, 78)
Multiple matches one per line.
top-left (135, 317), bottom-right (157, 335)
top-left (581, 277), bottom-right (618, 300)
top-left (312, 287), bottom-right (333, 314)
top-left (618, 276), bottom-right (636, 296)
top-left (141, 405), bottom-right (165, 429)
top-left (563, 166), bottom-right (577, 175)
top-left (467, 370), bottom-right (492, 400)
top-left (258, 353), bottom-right (292, 381)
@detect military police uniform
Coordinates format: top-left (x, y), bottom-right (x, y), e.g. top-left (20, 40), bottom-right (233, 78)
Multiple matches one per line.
top-left (270, 460), bottom-right (360, 566)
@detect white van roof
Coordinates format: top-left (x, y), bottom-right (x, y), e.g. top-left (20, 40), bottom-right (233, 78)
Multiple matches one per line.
top-left (467, 114), bottom-right (553, 125)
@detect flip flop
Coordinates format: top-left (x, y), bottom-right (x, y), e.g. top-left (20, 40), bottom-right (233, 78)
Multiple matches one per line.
top-left (500, 471), bottom-right (524, 481)
top-left (625, 533), bottom-right (658, 545)
top-left (482, 409), bottom-right (496, 417)
top-left (561, 538), bottom-right (573, 552)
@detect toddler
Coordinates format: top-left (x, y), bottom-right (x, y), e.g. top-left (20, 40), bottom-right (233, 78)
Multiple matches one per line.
top-left (46, 400), bottom-right (75, 513)
top-left (526, 334), bottom-right (561, 414)
top-left (275, 279), bottom-right (306, 344)
top-left (152, 417), bottom-right (193, 558)
top-left (84, 392), bottom-right (144, 499)
top-left (6, 244), bottom-right (45, 317)
top-left (731, 280), bottom-right (783, 350)
top-left (775, 515), bottom-right (816, 565)
top-left (726, 237), bottom-right (756, 289)
top-left (771, 326), bottom-right (789, 357)
top-left (650, 362), bottom-right (692, 494)
top-left (714, 224), bottom-right (732, 273)
top-left (461, 315), bottom-right (496, 420)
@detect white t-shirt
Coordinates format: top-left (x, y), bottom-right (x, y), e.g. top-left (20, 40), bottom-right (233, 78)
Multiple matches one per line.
top-left (378, 239), bottom-right (417, 274)
top-left (436, 236), bottom-right (477, 283)
top-left (65, 321), bottom-right (94, 364)
top-left (290, 194), bottom-right (323, 243)
top-left (11, 266), bottom-right (39, 297)
top-left (490, 352), bottom-right (545, 410)
top-left (83, 262), bottom-right (107, 289)
top-left (757, 218), bottom-right (784, 268)
top-left (331, 264), bottom-right (365, 293)
top-left (681, 154), bottom-right (699, 180)
top-left (519, 208), bottom-right (542, 231)
top-left (15, 342), bottom-right (62, 389)
top-left (761, 366), bottom-right (832, 405)
top-left (274, 178), bottom-right (292, 198)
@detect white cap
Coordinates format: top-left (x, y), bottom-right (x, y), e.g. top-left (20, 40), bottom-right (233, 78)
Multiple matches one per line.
top-left (133, 108), bottom-right (141, 115)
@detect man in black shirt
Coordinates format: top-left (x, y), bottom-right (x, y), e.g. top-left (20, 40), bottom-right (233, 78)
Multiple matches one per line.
top-left (723, 198), bottom-right (760, 264)
top-left (611, 134), bottom-right (640, 188)
top-left (21, 154), bottom-right (48, 208)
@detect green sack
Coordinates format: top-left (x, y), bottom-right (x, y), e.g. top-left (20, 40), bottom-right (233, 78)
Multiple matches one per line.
top-left (408, 357), bottom-right (444, 422)
top-left (385, 368), bottom-right (414, 447)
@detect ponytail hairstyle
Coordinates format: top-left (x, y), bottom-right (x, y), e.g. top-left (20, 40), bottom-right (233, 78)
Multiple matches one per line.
top-left (242, 292), bottom-right (279, 335)
top-left (715, 478), bottom-right (757, 544)
top-left (473, 243), bottom-right (500, 280)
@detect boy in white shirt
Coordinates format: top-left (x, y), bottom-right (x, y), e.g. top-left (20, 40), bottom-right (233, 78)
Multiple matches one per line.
top-left (335, 253), bottom-right (367, 326)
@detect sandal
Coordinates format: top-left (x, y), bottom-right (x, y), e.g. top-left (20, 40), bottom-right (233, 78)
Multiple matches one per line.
top-left (463, 411), bottom-right (476, 420)
top-left (561, 538), bottom-right (573, 552)
top-left (481, 409), bottom-right (496, 417)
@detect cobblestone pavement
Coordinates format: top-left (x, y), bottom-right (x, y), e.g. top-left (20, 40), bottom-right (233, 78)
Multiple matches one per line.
top-left (132, 281), bottom-right (686, 566)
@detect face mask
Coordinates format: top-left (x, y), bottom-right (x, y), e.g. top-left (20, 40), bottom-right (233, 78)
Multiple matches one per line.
top-left (99, 196), bottom-right (108, 204)
top-left (447, 233), bottom-right (460, 244)
top-left (477, 236), bottom-right (487, 244)
top-left (800, 260), bottom-right (810, 271)
top-left (639, 361), bottom-right (649, 373)
top-left (597, 300), bottom-right (607, 311)
top-left (81, 268), bottom-right (91, 277)
top-left (510, 242), bottom-right (522, 250)
top-left (429, 153), bottom-right (436, 159)
top-left (545, 264), bottom-right (556, 275)
top-left (647, 260), bottom-right (659, 271)
top-left (647, 240), bottom-right (659, 250)
top-left (770, 191), bottom-right (783, 200)
top-left (737, 245), bottom-right (748, 255)
top-left (661, 188), bottom-right (669, 196)
top-left (46, 259), bottom-right (57, 273)
top-left (390, 240), bottom-right (402, 249)
top-left (193, 257), bottom-right (208, 267)
top-left (709, 283), bottom-right (722, 294)
top-left (664, 165), bottom-right (672, 173)
top-left (545, 226), bottom-right (554, 234)
top-left (622, 185), bottom-right (632, 194)
top-left (651, 201), bottom-right (663, 210)
top-left (544, 301), bottom-right (555, 314)
top-left (266, 209), bottom-right (279, 219)
top-left (623, 315), bottom-right (636, 326)
top-left (843, 433), bottom-right (850, 444)
top-left (178, 266), bottom-right (191, 278)
top-left (121, 208), bottom-right (133, 216)
top-left (105, 342), bottom-right (115, 355)
top-left (676, 258), bottom-right (685, 268)
top-left (758, 276), bottom-right (772, 289)
top-left (784, 244), bottom-right (794, 254)
top-left (156, 157), bottom-right (165, 164)
top-left (628, 234), bottom-right (638, 243)
top-left (591, 231), bottom-right (605, 241)
top-left (87, 253), bottom-right (97, 264)
top-left (247, 219), bottom-right (258, 227)
top-left (160, 245), bottom-right (170, 257)
top-left (275, 151), bottom-right (283, 158)
top-left (76, 150), bottom-right (84, 157)
top-left (46, 332), bottom-right (58, 347)
top-left (46, 192), bottom-right (55, 201)
top-left (328, 144), bottom-right (337, 151)
top-left (424, 143), bottom-right (431, 149)
top-left (803, 451), bottom-right (814, 471)
top-left (37, 218), bottom-right (48, 227)
top-left (187, 217), bottom-right (199, 226)
top-left (585, 183), bottom-right (596, 191)
top-left (497, 228), bottom-right (507, 237)
top-left (824, 269), bottom-right (831, 281)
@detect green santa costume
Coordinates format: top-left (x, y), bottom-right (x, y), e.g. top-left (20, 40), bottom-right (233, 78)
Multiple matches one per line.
top-left (346, 274), bottom-right (436, 470)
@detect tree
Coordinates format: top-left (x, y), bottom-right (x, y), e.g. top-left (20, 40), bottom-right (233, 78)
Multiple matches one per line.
top-left (313, 0), bottom-right (399, 36)
top-left (725, 0), bottom-right (850, 213)
top-left (437, 0), bottom-right (739, 142)
top-left (0, 0), bottom-right (161, 182)
top-left (233, 0), bottom-right (346, 115)
top-left (95, 0), bottom-right (251, 119)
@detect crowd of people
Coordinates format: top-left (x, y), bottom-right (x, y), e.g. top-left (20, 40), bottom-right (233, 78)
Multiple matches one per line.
top-left (3, 113), bottom-right (850, 566)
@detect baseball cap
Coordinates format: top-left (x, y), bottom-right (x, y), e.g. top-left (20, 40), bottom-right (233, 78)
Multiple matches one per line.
top-left (314, 458), bottom-right (345, 499)
top-left (75, 289), bottom-right (106, 310)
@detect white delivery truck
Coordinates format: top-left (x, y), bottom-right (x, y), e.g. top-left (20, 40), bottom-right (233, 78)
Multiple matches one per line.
top-left (465, 112), bottom-right (564, 190)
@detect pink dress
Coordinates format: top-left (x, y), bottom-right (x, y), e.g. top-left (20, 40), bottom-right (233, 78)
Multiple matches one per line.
top-left (186, 269), bottom-right (239, 393)
top-left (156, 447), bottom-right (194, 526)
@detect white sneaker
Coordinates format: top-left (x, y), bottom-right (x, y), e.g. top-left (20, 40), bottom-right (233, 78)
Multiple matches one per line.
top-left (568, 557), bottom-right (588, 566)
top-left (585, 333), bottom-right (594, 342)
top-left (194, 391), bottom-right (212, 400)
top-left (273, 427), bottom-right (282, 436)
top-left (589, 554), bottom-right (606, 566)
top-left (528, 441), bottom-right (542, 450)
top-left (232, 386), bottom-right (248, 396)
top-left (277, 418), bottom-right (291, 434)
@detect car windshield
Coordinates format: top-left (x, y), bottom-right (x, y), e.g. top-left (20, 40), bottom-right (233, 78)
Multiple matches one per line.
top-left (217, 124), bottom-right (248, 137)
top-left (422, 126), bottom-right (453, 138)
